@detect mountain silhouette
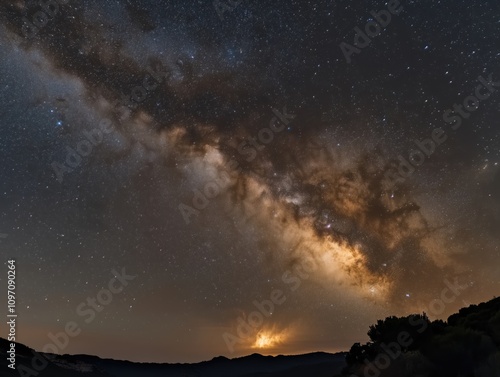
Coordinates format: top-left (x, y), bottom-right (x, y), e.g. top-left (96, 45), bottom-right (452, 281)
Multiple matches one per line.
top-left (3, 297), bottom-right (499, 377)
top-left (0, 338), bottom-right (346, 377)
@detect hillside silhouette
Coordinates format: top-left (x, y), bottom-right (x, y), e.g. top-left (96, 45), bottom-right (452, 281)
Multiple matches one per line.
top-left (2, 297), bottom-right (499, 376)
top-left (0, 338), bottom-right (346, 377)
top-left (341, 296), bottom-right (500, 377)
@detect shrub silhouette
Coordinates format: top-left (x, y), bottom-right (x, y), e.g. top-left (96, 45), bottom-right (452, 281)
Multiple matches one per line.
top-left (342, 297), bottom-right (500, 377)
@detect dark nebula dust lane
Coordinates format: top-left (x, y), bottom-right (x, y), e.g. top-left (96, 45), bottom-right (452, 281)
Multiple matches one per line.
top-left (0, 0), bottom-right (499, 363)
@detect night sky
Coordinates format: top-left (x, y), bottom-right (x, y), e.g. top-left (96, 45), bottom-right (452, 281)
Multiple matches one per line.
top-left (0, 0), bottom-right (499, 364)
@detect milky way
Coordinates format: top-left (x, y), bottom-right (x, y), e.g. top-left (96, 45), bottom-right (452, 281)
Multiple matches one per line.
top-left (0, 0), bottom-right (499, 363)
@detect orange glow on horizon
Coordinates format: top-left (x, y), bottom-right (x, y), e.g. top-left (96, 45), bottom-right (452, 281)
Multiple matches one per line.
top-left (252, 329), bottom-right (287, 349)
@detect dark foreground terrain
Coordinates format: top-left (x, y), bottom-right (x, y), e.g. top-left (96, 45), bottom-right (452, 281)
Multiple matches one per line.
top-left (0, 338), bottom-right (346, 377)
top-left (342, 296), bottom-right (500, 377)
top-left (3, 297), bottom-right (500, 377)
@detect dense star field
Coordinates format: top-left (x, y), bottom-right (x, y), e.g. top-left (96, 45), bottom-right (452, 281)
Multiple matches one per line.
top-left (0, 0), bottom-right (499, 364)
